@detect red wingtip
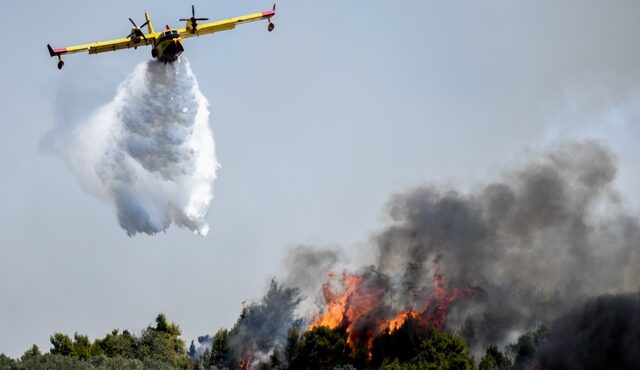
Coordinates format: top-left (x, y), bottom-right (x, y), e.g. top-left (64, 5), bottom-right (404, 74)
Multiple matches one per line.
top-left (47, 44), bottom-right (67, 57)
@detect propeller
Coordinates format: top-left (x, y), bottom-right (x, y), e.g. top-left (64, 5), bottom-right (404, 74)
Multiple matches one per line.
top-left (127, 17), bottom-right (149, 42)
top-left (179, 4), bottom-right (209, 31)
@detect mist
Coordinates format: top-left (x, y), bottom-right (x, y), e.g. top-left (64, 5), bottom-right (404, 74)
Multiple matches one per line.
top-left (42, 58), bottom-right (219, 236)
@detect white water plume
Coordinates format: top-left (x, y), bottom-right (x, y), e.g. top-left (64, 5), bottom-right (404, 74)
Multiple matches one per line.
top-left (47, 58), bottom-right (218, 236)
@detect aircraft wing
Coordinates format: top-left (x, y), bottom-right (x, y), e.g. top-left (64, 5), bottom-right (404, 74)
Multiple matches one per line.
top-left (48, 36), bottom-right (154, 57)
top-left (178, 8), bottom-right (276, 39)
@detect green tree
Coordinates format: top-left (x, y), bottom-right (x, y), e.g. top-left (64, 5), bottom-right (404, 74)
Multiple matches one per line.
top-left (289, 326), bottom-right (351, 370)
top-left (72, 333), bottom-right (92, 360)
top-left (269, 349), bottom-right (283, 369)
top-left (19, 353), bottom-right (93, 370)
top-left (283, 327), bottom-right (300, 367)
top-left (509, 326), bottom-right (549, 370)
top-left (188, 340), bottom-right (197, 359)
top-left (371, 316), bottom-right (427, 367)
top-left (479, 345), bottom-right (511, 370)
top-left (209, 328), bottom-right (231, 369)
top-left (155, 313), bottom-right (181, 337)
top-left (50, 333), bottom-right (74, 356)
top-left (0, 353), bottom-right (17, 368)
top-left (411, 331), bottom-right (474, 370)
top-left (137, 314), bottom-right (189, 369)
top-left (372, 316), bottom-right (473, 370)
top-left (351, 339), bottom-right (369, 369)
top-left (20, 344), bottom-right (42, 362)
top-left (199, 347), bottom-right (211, 369)
top-left (94, 329), bottom-right (137, 359)
top-left (379, 360), bottom-right (421, 370)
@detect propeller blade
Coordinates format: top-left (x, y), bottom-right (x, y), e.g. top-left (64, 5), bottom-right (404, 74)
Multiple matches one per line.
top-left (273, 3), bottom-right (276, 11)
top-left (140, 20), bottom-right (149, 29)
top-left (128, 17), bottom-right (138, 28)
top-left (179, 18), bottom-right (188, 21)
top-left (192, 4), bottom-right (195, 17)
top-left (141, 33), bottom-right (148, 43)
top-left (195, 18), bottom-right (209, 21)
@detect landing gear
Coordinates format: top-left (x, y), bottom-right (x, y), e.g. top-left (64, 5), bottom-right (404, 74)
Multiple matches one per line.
top-left (47, 44), bottom-right (65, 70)
top-left (267, 3), bottom-right (276, 32)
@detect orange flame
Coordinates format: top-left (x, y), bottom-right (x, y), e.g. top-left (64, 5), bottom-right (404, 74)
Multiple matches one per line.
top-left (309, 267), bottom-right (474, 350)
top-left (239, 358), bottom-right (252, 370)
top-left (419, 269), bottom-right (475, 330)
top-left (385, 310), bottom-right (418, 332)
top-left (310, 272), bottom-right (386, 347)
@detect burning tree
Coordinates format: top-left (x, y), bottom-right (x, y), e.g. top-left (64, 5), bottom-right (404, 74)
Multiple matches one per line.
top-left (308, 267), bottom-right (476, 354)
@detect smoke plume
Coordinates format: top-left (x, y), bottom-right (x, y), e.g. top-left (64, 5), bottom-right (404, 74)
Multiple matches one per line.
top-left (45, 58), bottom-right (218, 236)
top-left (535, 293), bottom-right (640, 370)
top-left (228, 281), bottom-right (303, 366)
top-left (372, 140), bottom-right (640, 351)
top-left (282, 140), bottom-right (640, 353)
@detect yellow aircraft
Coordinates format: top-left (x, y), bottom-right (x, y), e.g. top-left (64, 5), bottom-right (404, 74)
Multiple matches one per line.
top-left (47, 4), bottom-right (276, 69)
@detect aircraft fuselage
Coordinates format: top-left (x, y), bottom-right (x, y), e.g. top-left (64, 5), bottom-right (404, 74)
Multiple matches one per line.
top-left (152, 29), bottom-right (184, 63)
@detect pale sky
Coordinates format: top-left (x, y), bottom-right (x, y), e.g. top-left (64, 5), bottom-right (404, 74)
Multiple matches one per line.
top-left (1, 0), bottom-right (640, 357)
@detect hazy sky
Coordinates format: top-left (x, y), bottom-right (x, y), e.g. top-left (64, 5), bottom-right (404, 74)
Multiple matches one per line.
top-left (1, 0), bottom-right (640, 357)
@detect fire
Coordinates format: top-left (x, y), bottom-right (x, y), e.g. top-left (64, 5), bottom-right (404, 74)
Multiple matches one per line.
top-left (239, 358), bottom-right (252, 370)
top-left (309, 268), bottom-right (474, 350)
top-left (419, 269), bottom-right (475, 330)
top-left (310, 273), bottom-right (362, 329)
top-left (310, 272), bottom-right (386, 347)
top-left (386, 310), bottom-right (417, 332)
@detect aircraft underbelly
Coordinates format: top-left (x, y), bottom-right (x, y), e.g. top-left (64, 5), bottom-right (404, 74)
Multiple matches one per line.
top-left (156, 39), bottom-right (184, 63)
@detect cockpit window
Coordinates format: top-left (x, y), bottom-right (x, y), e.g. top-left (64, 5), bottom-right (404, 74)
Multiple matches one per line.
top-left (159, 31), bottom-right (180, 41)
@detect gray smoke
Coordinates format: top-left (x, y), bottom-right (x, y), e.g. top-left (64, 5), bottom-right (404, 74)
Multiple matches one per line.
top-left (44, 58), bottom-right (219, 236)
top-left (535, 293), bottom-right (640, 370)
top-left (371, 140), bottom-right (640, 350)
top-left (281, 140), bottom-right (640, 353)
top-left (227, 280), bottom-right (303, 366)
top-left (199, 140), bottom-right (638, 365)
top-left (281, 245), bottom-right (343, 318)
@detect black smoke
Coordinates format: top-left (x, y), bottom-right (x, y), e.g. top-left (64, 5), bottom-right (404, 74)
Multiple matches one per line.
top-left (204, 140), bottom-right (640, 364)
top-left (369, 140), bottom-right (640, 351)
top-left (536, 293), bottom-right (640, 370)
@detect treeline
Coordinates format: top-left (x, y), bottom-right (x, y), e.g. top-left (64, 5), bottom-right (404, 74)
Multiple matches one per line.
top-left (0, 314), bottom-right (187, 370)
top-left (0, 314), bottom-right (549, 370)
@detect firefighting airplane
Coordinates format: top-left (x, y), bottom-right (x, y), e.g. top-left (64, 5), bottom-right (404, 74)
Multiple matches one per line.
top-left (47, 4), bottom-right (276, 69)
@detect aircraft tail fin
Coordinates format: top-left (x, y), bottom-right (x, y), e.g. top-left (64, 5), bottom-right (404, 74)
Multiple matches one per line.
top-left (145, 11), bottom-right (155, 34)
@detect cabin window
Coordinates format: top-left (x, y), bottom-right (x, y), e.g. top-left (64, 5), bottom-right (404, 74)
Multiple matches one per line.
top-left (158, 31), bottom-right (179, 42)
